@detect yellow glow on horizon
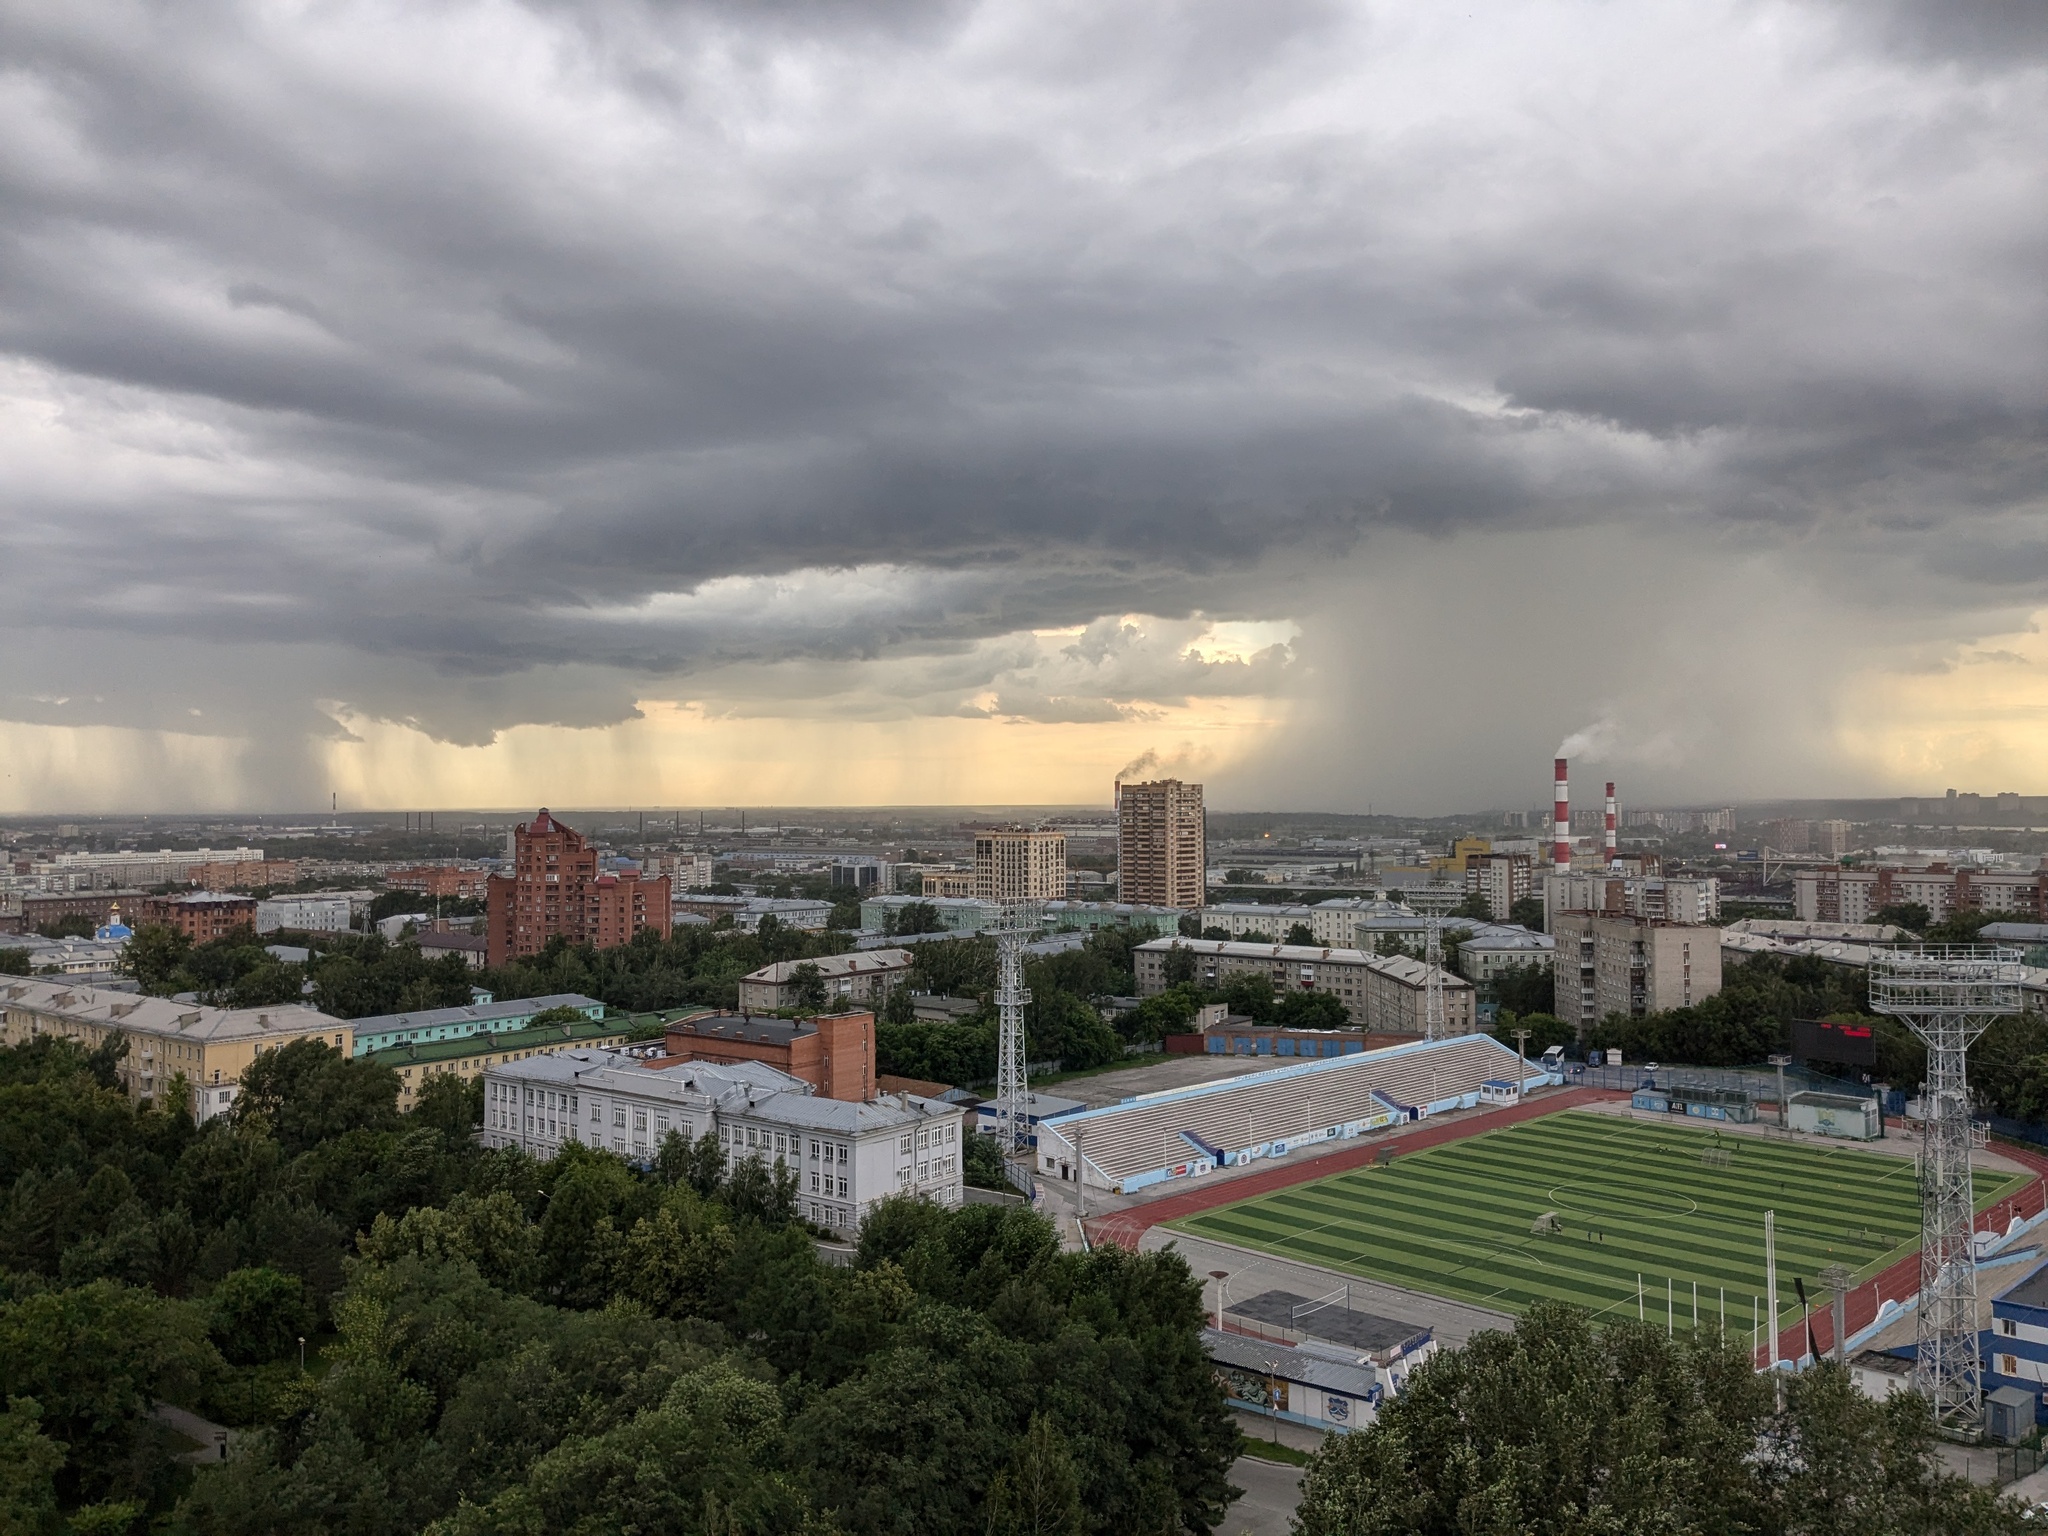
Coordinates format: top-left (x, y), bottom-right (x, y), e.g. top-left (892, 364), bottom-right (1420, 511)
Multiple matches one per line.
top-left (1838, 614), bottom-right (2048, 791)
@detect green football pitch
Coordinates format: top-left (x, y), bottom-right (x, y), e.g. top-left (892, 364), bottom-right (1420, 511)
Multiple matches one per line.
top-left (1168, 1111), bottom-right (2029, 1324)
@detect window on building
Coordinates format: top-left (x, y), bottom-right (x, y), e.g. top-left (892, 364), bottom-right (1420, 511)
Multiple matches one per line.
top-left (633, 1110), bottom-right (647, 1132)
top-left (897, 1169), bottom-right (912, 1190)
top-left (837, 1144), bottom-right (848, 1165)
top-left (900, 1134), bottom-right (913, 1155)
top-left (613, 1106), bottom-right (627, 1128)
top-left (837, 1177), bottom-right (848, 1197)
top-left (2003, 1319), bottom-right (2019, 1337)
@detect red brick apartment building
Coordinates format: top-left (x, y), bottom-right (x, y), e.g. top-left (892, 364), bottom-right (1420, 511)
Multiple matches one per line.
top-left (390, 866), bottom-right (492, 900)
top-left (486, 809), bottom-right (671, 966)
top-left (137, 892), bottom-right (260, 943)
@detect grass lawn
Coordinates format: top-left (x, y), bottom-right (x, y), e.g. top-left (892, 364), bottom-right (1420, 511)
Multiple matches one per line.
top-left (1169, 1110), bottom-right (2028, 1326)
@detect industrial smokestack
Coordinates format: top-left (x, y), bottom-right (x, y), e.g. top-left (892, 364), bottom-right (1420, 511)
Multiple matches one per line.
top-left (1553, 758), bottom-right (1571, 874)
top-left (1604, 782), bottom-right (1618, 868)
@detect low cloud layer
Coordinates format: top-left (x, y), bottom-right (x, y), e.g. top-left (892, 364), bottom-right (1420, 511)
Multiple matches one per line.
top-left (1, 0), bottom-right (2044, 810)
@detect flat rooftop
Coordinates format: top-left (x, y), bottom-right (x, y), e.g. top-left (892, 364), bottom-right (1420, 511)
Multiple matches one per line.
top-left (668, 1013), bottom-right (814, 1046)
top-left (1227, 1289), bottom-right (1430, 1355)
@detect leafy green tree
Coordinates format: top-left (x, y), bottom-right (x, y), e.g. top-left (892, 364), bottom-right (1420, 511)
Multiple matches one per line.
top-left (1490, 960), bottom-right (1556, 1017)
top-left (882, 984), bottom-right (916, 1025)
top-left (1161, 944), bottom-right (1196, 986)
top-left (207, 1267), bottom-right (313, 1366)
top-left (1451, 891), bottom-right (1491, 921)
top-left (1199, 925), bottom-right (1229, 940)
top-left (887, 902), bottom-right (945, 938)
top-left (0, 946), bottom-right (36, 976)
top-left (962, 1131), bottom-right (1011, 1191)
top-left (1284, 922), bottom-right (1316, 946)
top-left (409, 1071), bottom-right (483, 1145)
top-left (234, 1038), bottom-right (401, 1158)
top-left (35, 914), bottom-right (97, 940)
top-left (1218, 971), bottom-right (1275, 1022)
top-left (1492, 1011), bottom-right (1576, 1054)
top-left (1177, 912), bottom-right (1202, 938)
top-left (1508, 895), bottom-right (1546, 930)
top-left (0, 1395), bottom-right (64, 1536)
top-left (787, 962), bottom-right (829, 1013)
top-left (1274, 991), bottom-right (1350, 1031)
top-left (118, 925), bottom-right (192, 994)
top-left (1873, 902), bottom-right (1931, 935)
top-left (985, 1412), bottom-right (1084, 1536)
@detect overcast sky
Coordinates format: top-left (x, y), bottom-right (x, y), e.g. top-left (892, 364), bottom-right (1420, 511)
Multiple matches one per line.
top-left (3, 0), bottom-right (2045, 814)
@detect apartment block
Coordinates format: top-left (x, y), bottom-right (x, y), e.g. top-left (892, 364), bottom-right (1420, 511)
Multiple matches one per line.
top-left (973, 828), bottom-right (1067, 902)
top-left (1550, 914), bottom-right (1722, 1032)
top-left (486, 809), bottom-right (671, 965)
top-left (1133, 939), bottom-right (1476, 1037)
top-left (0, 977), bottom-right (351, 1119)
top-left (1793, 864), bottom-right (2048, 926)
top-left (136, 892), bottom-right (260, 943)
top-left (1468, 852), bottom-right (1536, 921)
top-left (1117, 779), bottom-right (1206, 909)
top-left (736, 951), bottom-right (913, 1013)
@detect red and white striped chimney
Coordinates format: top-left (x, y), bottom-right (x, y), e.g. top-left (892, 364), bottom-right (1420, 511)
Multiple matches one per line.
top-left (1553, 758), bottom-right (1571, 874)
top-left (1604, 782), bottom-right (1618, 867)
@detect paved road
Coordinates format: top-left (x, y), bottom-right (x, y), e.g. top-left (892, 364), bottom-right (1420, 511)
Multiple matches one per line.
top-left (1221, 1457), bottom-right (1306, 1536)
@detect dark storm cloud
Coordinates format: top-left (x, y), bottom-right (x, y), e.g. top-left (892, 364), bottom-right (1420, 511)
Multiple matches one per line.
top-left (1, 0), bottom-right (2044, 764)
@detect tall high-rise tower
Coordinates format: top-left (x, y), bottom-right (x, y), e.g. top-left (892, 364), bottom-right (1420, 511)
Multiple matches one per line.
top-left (487, 808), bottom-right (672, 966)
top-left (974, 827), bottom-right (1067, 901)
top-left (1116, 779), bottom-right (1206, 908)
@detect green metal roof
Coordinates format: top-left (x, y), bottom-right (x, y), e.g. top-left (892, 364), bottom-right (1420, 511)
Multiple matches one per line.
top-left (368, 1016), bottom-right (632, 1070)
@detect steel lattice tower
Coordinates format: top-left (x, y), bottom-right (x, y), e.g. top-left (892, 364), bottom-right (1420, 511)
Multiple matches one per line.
top-left (992, 900), bottom-right (1038, 1154)
top-left (1410, 884), bottom-right (1460, 1041)
top-left (1869, 944), bottom-right (2022, 1434)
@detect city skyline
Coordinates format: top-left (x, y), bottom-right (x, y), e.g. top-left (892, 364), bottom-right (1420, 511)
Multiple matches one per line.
top-left (4, 3), bottom-right (2046, 814)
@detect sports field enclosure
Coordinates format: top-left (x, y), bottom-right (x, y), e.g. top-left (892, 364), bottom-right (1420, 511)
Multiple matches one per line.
top-left (1170, 1110), bottom-right (2027, 1322)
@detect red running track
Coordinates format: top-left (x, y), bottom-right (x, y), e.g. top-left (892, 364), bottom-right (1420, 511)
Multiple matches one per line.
top-left (1083, 1086), bottom-right (1623, 1250)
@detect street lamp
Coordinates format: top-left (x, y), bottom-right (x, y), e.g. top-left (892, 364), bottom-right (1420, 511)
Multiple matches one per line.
top-left (1209, 1270), bottom-right (1230, 1331)
top-left (297, 1336), bottom-right (306, 1374)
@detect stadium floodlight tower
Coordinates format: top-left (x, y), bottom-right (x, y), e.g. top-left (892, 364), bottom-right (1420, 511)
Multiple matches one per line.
top-left (1408, 882), bottom-right (1463, 1041)
top-left (1869, 942), bottom-right (2024, 1434)
top-left (992, 899), bottom-right (1040, 1154)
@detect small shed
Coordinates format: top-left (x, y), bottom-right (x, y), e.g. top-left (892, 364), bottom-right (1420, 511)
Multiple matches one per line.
top-left (1987, 1385), bottom-right (2038, 1444)
top-left (1203, 1327), bottom-right (1381, 1434)
top-left (1788, 1091), bottom-right (1880, 1142)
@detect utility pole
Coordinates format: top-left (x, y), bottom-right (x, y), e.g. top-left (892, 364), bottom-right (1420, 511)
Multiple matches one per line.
top-left (1766, 1210), bottom-right (1782, 1401)
top-left (1768, 1054), bottom-right (1792, 1130)
top-left (1512, 1028), bottom-right (1532, 1090)
top-left (1209, 1270), bottom-right (1230, 1331)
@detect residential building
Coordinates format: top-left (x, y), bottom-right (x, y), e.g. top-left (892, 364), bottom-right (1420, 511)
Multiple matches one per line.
top-left (1550, 914), bottom-right (1722, 1032)
top-left (184, 858), bottom-right (299, 891)
top-left (255, 896), bottom-right (352, 933)
top-left (416, 930), bottom-right (489, 968)
top-left (1454, 927), bottom-right (1556, 987)
top-left (831, 859), bottom-right (894, 892)
top-left (1467, 853), bottom-right (1536, 922)
top-left (136, 892), bottom-right (259, 943)
top-left (1793, 863), bottom-right (2048, 925)
top-left (1431, 836), bottom-right (1492, 876)
top-left (1814, 820), bottom-right (1853, 859)
top-left (737, 951), bottom-right (914, 1013)
top-left (973, 828), bottom-right (1067, 902)
top-left (653, 1008), bottom-right (877, 1101)
top-left (1036, 900), bottom-right (1183, 938)
top-left (486, 809), bottom-right (671, 965)
top-left (920, 868), bottom-right (975, 898)
top-left (1132, 939), bottom-right (1475, 1036)
top-left (388, 866), bottom-right (492, 900)
top-left (0, 976), bottom-right (351, 1119)
top-left (0, 932), bottom-right (131, 980)
top-left (43, 847), bottom-right (267, 888)
top-left (1, 890), bottom-right (150, 936)
top-left (368, 1014), bottom-right (635, 1109)
top-left (479, 1049), bottom-right (966, 1231)
top-left (1985, 1258), bottom-right (2048, 1407)
top-left (1543, 873), bottom-right (1720, 926)
top-left (1117, 779), bottom-right (1206, 908)
top-left (735, 897), bottom-right (833, 933)
top-left (1199, 902), bottom-right (1322, 942)
top-left (859, 894), bottom-right (996, 933)
top-left (348, 993), bottom-right (605, 1056)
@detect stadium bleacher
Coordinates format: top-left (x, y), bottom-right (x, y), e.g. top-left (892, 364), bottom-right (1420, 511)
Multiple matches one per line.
top-left (1038, 1034), bottom-right (1540, 1193)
